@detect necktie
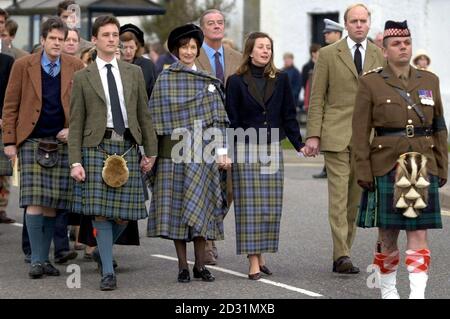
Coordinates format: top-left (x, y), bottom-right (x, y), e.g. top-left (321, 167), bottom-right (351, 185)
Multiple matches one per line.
top-left (354, 43), bottom-right (363, 75)
top-left (48, 62), bottom-right (56, 77)
top-left (105, 64), bottom-right (125, 136)
top-left (214, 51), bottom-right (225, 83)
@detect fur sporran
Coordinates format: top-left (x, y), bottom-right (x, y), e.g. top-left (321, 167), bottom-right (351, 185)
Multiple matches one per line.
top-left (394, 152), bottom-right (430, 219)
top-left (99, 145), bottom-right (135, 188)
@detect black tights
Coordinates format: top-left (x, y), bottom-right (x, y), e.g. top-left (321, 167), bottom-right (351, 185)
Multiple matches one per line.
top-left (174, 238), bottom-right (206, 270)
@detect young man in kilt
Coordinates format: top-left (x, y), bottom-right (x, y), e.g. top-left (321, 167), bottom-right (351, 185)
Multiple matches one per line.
top-left (69, 15), bottom-right (157, 291)
top-left (2, 17), bottom-right (84, 278)
top-left (353, 20), bottom-right (448, 299)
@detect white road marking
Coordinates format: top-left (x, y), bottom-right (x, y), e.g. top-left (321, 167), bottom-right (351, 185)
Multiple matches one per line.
top-left (11, 222), bottom-right (23, 228)
top-left (152, 254), bottom-right (323, 298)
top-left (284, 163), bottom-right (324, 168)
top-left (441, 210), bottom-right (450, 217)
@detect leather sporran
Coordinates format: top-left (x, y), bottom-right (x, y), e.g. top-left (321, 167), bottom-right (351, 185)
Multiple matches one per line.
top-left (102, 154), bottom-right (129, 188)
top-left (36, 141), bottom-right (59, 168)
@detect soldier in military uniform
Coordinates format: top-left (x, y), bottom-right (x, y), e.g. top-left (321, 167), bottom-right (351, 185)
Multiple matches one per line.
top-left (353, 21), bottom-right (448, 299)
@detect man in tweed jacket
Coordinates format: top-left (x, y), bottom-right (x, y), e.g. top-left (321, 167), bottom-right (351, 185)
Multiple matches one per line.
top-left (69, 15), bottom-right (157, 291)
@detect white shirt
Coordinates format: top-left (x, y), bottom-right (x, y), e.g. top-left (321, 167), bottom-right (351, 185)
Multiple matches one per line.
top-left (347, 37), bottom-right (368, 69)
top-left (95, 56), bottom-right (129, 128)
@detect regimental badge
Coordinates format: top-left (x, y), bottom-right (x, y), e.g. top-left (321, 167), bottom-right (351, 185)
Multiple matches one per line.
top-left (418, 89), bottom-right (435, 106)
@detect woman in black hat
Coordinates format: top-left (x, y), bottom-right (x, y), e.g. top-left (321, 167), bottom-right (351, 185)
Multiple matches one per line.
top-left (119, 24), bottom-right (157, 99)
top-left (147, 24), bottom-right (231, 283)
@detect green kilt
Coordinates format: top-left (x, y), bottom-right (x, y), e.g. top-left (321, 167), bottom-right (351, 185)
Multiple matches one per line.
top-left (71, 138), bottom-right (147, 221)
top-left (357, 169), bottom-right (442, 230)
top-left (19, 138), bottom-right (71, 209)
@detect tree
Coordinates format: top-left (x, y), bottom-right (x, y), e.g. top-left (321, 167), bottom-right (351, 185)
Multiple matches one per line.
top-left (141, 0), bottom-right (236, 45)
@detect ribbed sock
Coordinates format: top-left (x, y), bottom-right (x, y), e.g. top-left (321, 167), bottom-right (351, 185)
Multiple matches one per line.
top-left (42, 217), bottom-right (56, 262)
top-left (92, 220), bottom-right (114, 275)
top-left (25, 214), bottom-right (44, 264)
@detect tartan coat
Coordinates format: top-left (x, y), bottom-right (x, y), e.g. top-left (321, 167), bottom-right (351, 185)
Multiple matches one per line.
top-left (147, 61), bottom-right (229, 239)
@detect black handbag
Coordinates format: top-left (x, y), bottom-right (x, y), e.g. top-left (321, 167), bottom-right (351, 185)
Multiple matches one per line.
top-left (36, 141), bottom-right (59, 168)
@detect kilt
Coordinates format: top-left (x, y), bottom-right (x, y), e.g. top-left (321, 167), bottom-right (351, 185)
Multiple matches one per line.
top-left (357, 169), bottom-right (442, 230)
top-left (71, 139), bottom-right (147, 221)
top-left (147, 159), bottom-right (227, 242)
top-left (19, 138), bottom-right (71, 209)
top-left (232, 143), bottom-right (284, 255)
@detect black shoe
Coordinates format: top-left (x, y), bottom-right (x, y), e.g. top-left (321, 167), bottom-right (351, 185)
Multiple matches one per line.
top-left (313, 169), bottom-right (327, 179)
top-left (54, 250), bottom-right (78, 264)
top-left (193, 266), bottom-right (215, 282)
top-left (29, 263), bottom-right (44, 279)
top-left (43, 262), bottom-right (60, 276)
top-left (24, 254), bottom-right (31, 264)
top-left (259, 265), bottom-right (273, 275)
top-left (177, 269), bottom-right (190, 283)
top-left (92, 249), bottom-right (118, 275)
top-left (332, 256), bottom-right (360, 274)
top-left (100, 274), bottom-right (117, 291)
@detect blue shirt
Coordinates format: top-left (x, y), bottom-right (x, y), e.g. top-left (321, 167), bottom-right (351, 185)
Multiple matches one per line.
top-left (41, 51), bottom-right (61, 76)
top-left (202, 42), bottom-right (224, 76)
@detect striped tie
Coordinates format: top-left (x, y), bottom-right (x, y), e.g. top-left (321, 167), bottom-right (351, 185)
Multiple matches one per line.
top-left (48, 62), bottom-right (56, 77)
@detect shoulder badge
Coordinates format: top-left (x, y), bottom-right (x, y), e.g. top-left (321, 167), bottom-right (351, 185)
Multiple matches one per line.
top-left (363, 67), bottom-right (383, 76)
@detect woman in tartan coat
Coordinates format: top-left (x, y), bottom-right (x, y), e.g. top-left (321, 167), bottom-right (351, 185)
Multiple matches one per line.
top-left (225, 32), bottom-right (305, 280)
top-left (147, 24), bottom-right (230, 283)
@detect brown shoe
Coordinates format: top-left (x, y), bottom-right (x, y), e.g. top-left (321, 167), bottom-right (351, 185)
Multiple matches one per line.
top-left (248, 272), bottom-right (261, 280)
top-left (0, 211), bottom-right (15, 224)
top-left (333, 256), bottom-right (360, 274)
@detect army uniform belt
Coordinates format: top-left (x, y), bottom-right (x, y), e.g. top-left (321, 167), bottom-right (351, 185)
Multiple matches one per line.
top-left (375, 126), bottom-right (433, 138)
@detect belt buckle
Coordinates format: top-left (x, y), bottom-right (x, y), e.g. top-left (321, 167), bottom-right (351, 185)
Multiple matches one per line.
top-left (406, 125), bottom-right (415, 138)
top-left (110, 130), bottom-right (124, 142)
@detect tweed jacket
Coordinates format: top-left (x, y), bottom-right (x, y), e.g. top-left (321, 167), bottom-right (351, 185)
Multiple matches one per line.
top-left (68, 59), bottom-right (157, 165)
top-left (306, 37), bottom-right (384, 152)
top-left (2, 52), bottom-right (84, 146)
top-left (352, 65), bottom-right (448, 181)
top-left (196, 46), bottom-right (242, 84)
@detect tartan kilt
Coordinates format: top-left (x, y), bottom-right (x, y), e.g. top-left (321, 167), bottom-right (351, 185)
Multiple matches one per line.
top-left (232, 143), bottom-right (284, 255)
top-left (357, 169), bottom-right (442, 230)
top-left (147, 158), bottom-right (227, 241)
top-left (19, 138), bottom-right (71, 209)
top-left (71, 139), bottom-right (147, 221)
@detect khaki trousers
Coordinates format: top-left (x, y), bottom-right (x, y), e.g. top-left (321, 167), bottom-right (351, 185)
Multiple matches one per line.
top-left (323, 148), bottom-right (361, 261)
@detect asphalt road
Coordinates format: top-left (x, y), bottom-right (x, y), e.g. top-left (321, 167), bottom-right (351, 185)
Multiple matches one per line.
top-left (1, 160), bottom-right (449, 300)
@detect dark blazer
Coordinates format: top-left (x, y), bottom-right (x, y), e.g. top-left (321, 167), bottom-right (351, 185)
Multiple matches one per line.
top-left (133, 56), bottom-right (157, 99)
top-left (225, 70), bottom-right (304, 151)
top-left (0, 53), bottom-right (14, 116)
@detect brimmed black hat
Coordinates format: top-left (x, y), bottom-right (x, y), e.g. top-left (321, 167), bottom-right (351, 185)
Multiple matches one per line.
top-left (383, 20), bottom-right (411, 39)
top-left (120, 23), bottom-right (145, 47)
top-left (167, 24), bottom-right (204, 55)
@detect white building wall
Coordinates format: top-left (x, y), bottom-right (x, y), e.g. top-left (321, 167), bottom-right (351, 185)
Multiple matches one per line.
top-left (260, 0), bottom-right (450, 125)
